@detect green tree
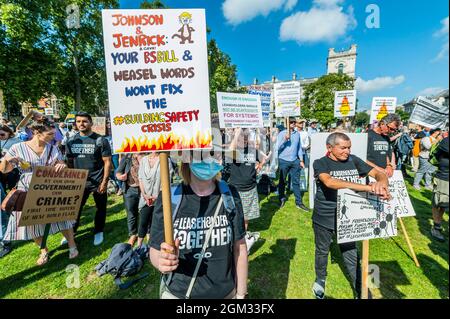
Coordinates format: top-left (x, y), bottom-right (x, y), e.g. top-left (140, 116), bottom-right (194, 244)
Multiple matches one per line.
top-left (301, 73), bottom-right (355, 128)
top-left (208, 39), bottom-right (244, 113)
top-left (140, 0), bottom-right (166, 9)
top-left (354, 111), bottom-right (370, 127)
top-left (396, 108), bottom-right (410, 123)
top-left (0, 0), bottom-right (118, 119)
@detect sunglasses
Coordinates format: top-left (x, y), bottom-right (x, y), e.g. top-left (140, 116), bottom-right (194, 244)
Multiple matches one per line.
top-left (386, 125), bottom-right (398, 133)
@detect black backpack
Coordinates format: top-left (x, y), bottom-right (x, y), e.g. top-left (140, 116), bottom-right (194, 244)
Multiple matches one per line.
top-left (95, 243), bottom-right (149, 289)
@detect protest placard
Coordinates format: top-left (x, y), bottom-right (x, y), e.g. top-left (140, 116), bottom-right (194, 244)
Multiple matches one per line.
top-left (92, 117), bottom-right (106, 136)
top-left (248, 88), bottom-right (271, 127)
top-left (18, 167), bottom-right (88, 227)
top-left (370, 97), bottom-right (397, 124)
top-left (370, 170), bottom-right (416, 218)
top-left (334, 90), bottom-right (356, 118)
top-left (217, 92), bottom-right (263, 129)
top-left (337, 189), bottom-right (397, 244)
top-left (102, 9), bottom-right (212, 153)
top-left (409, 96), bottom-right (449, 129)
top-left (274, 81), bottom-right (301, 118)
top-left (309, 133), bottom-right (368, 209)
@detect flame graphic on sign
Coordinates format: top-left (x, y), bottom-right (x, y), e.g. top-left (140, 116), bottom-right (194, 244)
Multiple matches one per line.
top-left (376, 102), bottom-right (389, 120)
top-left (340, 96), bottom-right (351, 116)
top-left (116, 131), bottom-right (212, 153)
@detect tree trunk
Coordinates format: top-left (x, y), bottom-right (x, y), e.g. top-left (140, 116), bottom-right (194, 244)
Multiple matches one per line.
top-left (73, 47), bottom-right (81, 112)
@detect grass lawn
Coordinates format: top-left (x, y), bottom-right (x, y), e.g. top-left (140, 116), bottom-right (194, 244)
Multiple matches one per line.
top-left (0, 172), bottom-right (448, 299)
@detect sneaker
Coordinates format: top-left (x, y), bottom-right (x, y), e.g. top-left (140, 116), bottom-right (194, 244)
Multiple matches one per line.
top-left (245, 233), bottom-right (258, 254)
top-left (60, 238), bottom-right (68, 246)
top-left (280, 198), bottom-right (287, 208)
top-left (413, 185), bottom-right (421, 190)
top-left (431, 227), bottom-right (445, 242)
top-left (424, 185), bottom-right (433, 191)
top-left (94, 232), bottom-right (104, 246)
top-left (0, 242), bottom-right (12, 258)
top-left (312, 280), bottom-right (326, 299)
top-left (297, 204), bottom-right (309, 212)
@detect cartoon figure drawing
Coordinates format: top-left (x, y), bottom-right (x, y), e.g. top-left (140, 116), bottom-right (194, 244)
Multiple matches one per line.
top-left (172, 12), bottom-right (195, 44)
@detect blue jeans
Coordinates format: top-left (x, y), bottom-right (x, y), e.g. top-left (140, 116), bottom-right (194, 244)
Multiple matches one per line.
top-left (111, 154), bottom-right (123, 190)
top-left (413, 157), bottom-right (437, 187)
top-left (278, 159), bottom-right (302, 206)
top-left (0, 184), bottom-right (8, 242)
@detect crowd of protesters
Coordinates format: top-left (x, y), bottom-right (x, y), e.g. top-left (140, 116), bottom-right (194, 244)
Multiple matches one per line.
top-left (0, 110), bottom-right (448, 299)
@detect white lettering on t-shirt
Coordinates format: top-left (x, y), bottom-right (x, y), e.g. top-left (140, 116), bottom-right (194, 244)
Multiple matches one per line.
top-left (373, 141), bottom-right (388, 152)
top-left (330, 169), bottom-right (365, 184)
top-left (71, 144), bottom-right (95, 155)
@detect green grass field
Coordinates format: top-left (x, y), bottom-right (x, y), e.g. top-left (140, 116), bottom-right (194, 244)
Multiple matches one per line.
top-left (0, 172), bottom-right (448, 299)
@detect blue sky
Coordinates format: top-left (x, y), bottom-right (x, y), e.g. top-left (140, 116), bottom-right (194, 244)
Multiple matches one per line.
top-left (118, 0), bottom-right (449, 110)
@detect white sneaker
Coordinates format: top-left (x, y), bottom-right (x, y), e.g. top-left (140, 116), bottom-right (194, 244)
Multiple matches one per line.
top-left (245, 232), bottom-right (260, 254)
top-left (94, 232), bottom-right (104, 246)
top-left (60, 238), bottom-right (68, 246)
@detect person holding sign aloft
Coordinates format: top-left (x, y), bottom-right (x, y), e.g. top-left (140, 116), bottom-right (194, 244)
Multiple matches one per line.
top-left (312, 132), bottom-right (391, 299)
top-left (0, 119), bottom-right (78, 266)
top-left (149, 151), bottom-right (248, 299)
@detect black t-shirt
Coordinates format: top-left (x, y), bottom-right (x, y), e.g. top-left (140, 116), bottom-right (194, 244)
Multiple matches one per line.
top-left (150, 183), bottom-right (246, 299)
top-left (367, 129), bottom-right (392, 168)
top-left (435, 137), bottom-right (449, 181)
top-left (66, 132), bottom-right (112, 189)
top-left (228, 146), bottom-right (259, 192)
top-left (313, 155), bottom-right (372, 230)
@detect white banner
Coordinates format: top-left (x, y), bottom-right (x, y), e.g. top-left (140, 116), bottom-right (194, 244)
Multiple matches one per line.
top-left (274, 81), bottom-right (301, 118)
top-left (334, 90), bottom-right (356, 118)
top-left (337, 189), bottom-right (397, 244)
top-left (409, 96), bottom-right (449, 129)
top-left (309, 133), bottom-right (368, 209)
top-left (217, 92), bottom-right (263, 129)
top-left (102, 9), bottom-right (212, 153)
top-left (370, 97), bottom-right (397, 124)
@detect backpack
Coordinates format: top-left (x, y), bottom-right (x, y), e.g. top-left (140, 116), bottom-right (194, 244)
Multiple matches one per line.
top-left (95, 243), bottom-right (149, 289)
top-left (257, 174), bottom-right (271, 195)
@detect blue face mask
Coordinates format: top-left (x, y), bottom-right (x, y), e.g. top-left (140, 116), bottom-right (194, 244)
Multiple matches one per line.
top-left (190, 161), bottom-right (223, 181)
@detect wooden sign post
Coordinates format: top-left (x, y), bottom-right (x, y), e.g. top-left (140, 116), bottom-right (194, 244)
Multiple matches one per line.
top-left (361, 240), bottom-right (369, 299)
top-left (159, 152), bottom-right (174, 247)
top-left (399, 218), bottom-right (420, 267)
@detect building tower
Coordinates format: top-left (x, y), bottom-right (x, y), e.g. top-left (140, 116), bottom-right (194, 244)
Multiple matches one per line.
top-left (327, 44), bottom-right (357, 78)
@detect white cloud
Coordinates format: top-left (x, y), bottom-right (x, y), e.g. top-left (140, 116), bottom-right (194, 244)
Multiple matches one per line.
top-left (417, 87), bottom-right (445, 97)
top-left (432, 17), bottom-right (449, 62)
top-left (355, 76), bottom-right (405, 93)
top-left (279, 0), bottom-right (356, 44)
top-left (222, 0), bottom-right (298, 26)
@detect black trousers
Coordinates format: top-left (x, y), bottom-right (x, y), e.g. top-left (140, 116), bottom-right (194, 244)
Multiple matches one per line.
top-left (138, 205), bottom-right (154, 238)
top-left (313, 222), bottom-right (361, 297)
top-left (74, 188), bottom-right (108, 234)
top-left (124, 186), bottom-right (140, 236)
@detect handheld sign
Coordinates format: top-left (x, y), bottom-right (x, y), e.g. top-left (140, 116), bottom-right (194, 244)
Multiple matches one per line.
top-left (334, 90), bottom-right (356, 118)
top-left (274, 81), bottom-right (301, 118)
top-left (217, 92), bottom-right (263, 129)
top-left (370, 97), bottom-right (397, 124)
top-left (102, 9), bottom-right (212, 154)
top-left (248, 88), bottom-right (271, 127)
top-left (18, 167), bottom-right (88, 227)
top-left (370, 170), bottom-right (415, 218)
top-left (337, 189), bottom-right (397, 244)
top-left (102, 9), bottom-right (212, 248)
top-left (409, 96), bottom-right (449, 129)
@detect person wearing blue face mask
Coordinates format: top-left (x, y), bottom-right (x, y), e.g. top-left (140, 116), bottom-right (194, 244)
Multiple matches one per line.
top-left (149, 153), bottom-right (248, 299)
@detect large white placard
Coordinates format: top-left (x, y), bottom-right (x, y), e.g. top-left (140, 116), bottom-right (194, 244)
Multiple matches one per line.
top-left (102, 9), bottom-right (212, 153)
top-left (274, 81), bottom-right (301, 118)
top-left (309, 133), bottom-right (368, 209)
top-left (337, 189), bottom-right (397, 244)
top-left (370, 97), bottom-right (397, 124)
top-left (217, 92), bottom-right (263, 129)
top-left (334, 90), bottom-right (356, 118)
top-left (409, 96), bottom-right (449, 129)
